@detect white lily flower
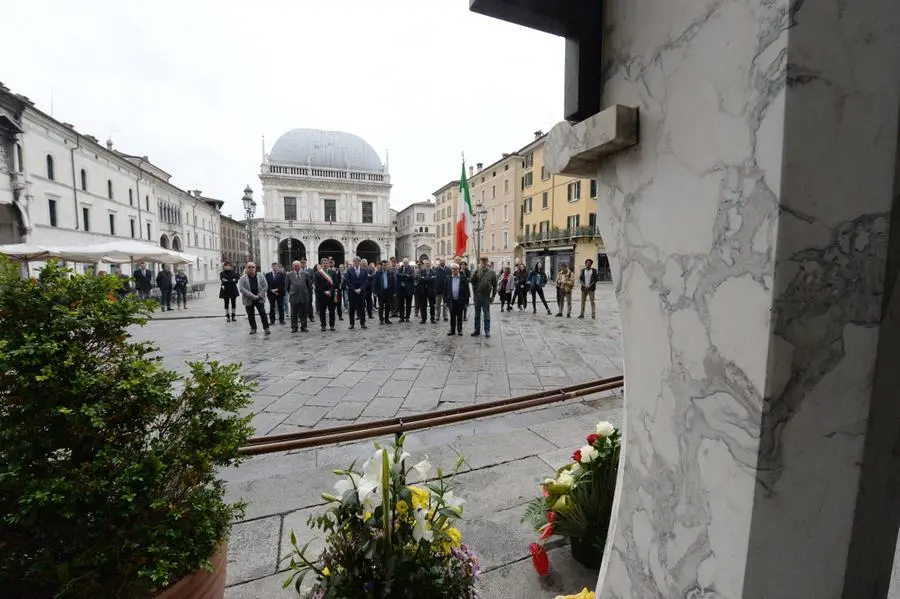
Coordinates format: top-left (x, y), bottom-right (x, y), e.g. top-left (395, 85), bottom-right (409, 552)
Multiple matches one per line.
top-left (412, 456), bottom-right (432, 480)
top-left (333, 474), bottom-right (359, 498)
top-left (442, 490), bottom-right (465, 511)
top-left (412, 507), bottom-right (433, 542)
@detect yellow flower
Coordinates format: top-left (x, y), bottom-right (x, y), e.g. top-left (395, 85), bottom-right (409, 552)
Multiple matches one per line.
top-left (409, 486), bottom-right (430, 509)
top-left (322, 566), bottom-right (331, 577)
top-left (446, 527), bottom-right (462, 547)
top-left (363, 511), bottom-right (373, 522)
top-left (396, 500), bottom-right (409, 515)
top-left (553, 588), bottom-right (594, 599)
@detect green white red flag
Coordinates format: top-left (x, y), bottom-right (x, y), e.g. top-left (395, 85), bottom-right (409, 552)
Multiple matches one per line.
top-left (455, 160), bottom-right (473, 257)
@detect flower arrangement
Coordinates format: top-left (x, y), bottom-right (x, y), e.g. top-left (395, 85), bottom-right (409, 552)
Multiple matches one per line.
top-left (285, 436), bottom-right (480, 598)
top-left (524, 421), bottom-right (620, 569)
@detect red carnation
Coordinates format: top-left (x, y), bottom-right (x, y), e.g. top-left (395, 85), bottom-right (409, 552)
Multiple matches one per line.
top-left (587, 433), bottom-right (599, 445)
top-left (572, 449), bottom-right (582, 462)
top-left (529, 543), bottom-right (550, 577)
top-left (547, 511), bottom-right (556, 523)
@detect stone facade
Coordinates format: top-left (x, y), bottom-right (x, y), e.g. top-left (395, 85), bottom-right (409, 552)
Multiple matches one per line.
top-left (220, 213), bottom-right (248, 270)
top-left (395, 200), bottom-right (435, 262)
top-left (529, 0), bottom-right (900, 596)
top-left (433, 180), bottom-right (460, 260)
top-left (257, 129), bottom-right (393, 268)
top-left (467, 154), bottom-right (520, 269)
top-left (0, 82), bottom-right (222, 281)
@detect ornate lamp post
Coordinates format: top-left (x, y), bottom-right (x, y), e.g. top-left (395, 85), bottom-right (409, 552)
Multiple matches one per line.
top-left (286, 217), bottom-right (295, 263)
top-left (242, 185), bottom-right (257, 265)
top-left (474, 202), bottom-right (488, 261)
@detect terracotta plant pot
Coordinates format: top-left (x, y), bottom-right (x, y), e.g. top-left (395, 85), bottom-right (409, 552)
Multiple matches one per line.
top-left (569, 536), bottom-right (604, 569)
top-left (155, 541), bottom-right (228, 599)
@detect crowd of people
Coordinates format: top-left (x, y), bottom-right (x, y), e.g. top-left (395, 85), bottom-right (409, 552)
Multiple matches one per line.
top-left (217, 255), bottom-right (604, 337)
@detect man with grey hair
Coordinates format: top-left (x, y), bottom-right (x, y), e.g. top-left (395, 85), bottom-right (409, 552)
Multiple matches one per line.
top-left (285, 259), bottom-right (313, 332)
top-left (444, 262), bottom-right (469, 336)
top-left (237, 262), bottom-right (271, 335)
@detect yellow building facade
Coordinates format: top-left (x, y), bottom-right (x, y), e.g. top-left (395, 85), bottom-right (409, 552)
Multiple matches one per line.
top-left (432, 180), bottom-right (460, 260)
top-left (516, 133), bottom-right (607, 278)
top-left (467, 153), bottom-right (521, 268)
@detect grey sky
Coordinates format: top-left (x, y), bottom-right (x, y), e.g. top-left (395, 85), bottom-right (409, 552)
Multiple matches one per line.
top-left (3, 0), bottom-right (564, 217)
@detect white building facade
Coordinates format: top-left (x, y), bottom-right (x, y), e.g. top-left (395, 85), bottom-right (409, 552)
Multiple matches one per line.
top-left (395, 200), bottom-right (435, 262)
top-left (0, 82), bottom-right (222, 282)
top-left (257, 129), bottom-right (393, 268)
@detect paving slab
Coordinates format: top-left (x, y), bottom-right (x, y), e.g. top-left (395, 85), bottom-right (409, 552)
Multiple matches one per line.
top-left (451, 429), bottom-right (557, 470)
top-left (227, 515), bottom-right (281, 585)
top-left (477, 545), bottom-right (599, 599)
top-left (279, 506), bottom-right (329, 566)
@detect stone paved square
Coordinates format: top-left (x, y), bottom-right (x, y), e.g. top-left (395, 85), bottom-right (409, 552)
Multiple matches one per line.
top-left (131, 287), bottom-right (622, 438)
top-left (130, 287), bottom-right (625, 597)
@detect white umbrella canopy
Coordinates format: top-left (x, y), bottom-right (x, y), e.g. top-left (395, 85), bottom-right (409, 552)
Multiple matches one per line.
top-left (0, 243), bottom-right (109, 263)
top-left (53, 241), bottom-right (197, 265)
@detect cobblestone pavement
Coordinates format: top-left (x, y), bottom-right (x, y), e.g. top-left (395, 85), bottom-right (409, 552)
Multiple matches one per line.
top-left (130, 284), bottom-right (621, 438)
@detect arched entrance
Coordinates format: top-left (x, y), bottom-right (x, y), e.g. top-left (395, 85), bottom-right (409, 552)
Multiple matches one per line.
top-left (279, 238), bottom-right (306, 268)
top-left (0, 204), bottom-right (24, 244)
top-left (356, 240), bottom-right (380, 264)
top-left (159, 234), bottom-right (169, 249)
top-left (317, 239), bottom-right (345, 267)
top-left (171, 235), bottom-right (182, 252)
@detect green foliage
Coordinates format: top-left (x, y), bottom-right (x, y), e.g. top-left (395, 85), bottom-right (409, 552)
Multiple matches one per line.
top-left (0, 260), bottom-right (255, 598)
top-left (286, 437), bottom-right (479, 598)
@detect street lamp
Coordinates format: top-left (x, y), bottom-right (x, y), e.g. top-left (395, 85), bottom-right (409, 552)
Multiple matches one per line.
top-left (286, 217), bottom-right (295, 263)
top-left (474, 203), bottom-right (488, 261)
top-left (242, 185), bottom-right (256, 266)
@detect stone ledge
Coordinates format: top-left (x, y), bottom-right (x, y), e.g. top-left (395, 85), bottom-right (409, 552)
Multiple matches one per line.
top-left (545, 105), bottom-right (639, 178)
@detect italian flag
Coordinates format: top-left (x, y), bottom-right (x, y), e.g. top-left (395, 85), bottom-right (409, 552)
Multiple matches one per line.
top-left (455, 161), bottom-right (473, 257)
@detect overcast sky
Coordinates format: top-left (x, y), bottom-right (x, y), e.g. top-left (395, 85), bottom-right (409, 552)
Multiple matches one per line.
top-left (3, 0), bottom-right (565, 217)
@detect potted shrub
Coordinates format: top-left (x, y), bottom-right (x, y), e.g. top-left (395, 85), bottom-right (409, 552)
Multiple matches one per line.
top-left (0, 260), bottom-right (254, 598)
top-left (523, 421), bottom-right (620, 569)
top-left (285, 436), bottom-right (480, 598)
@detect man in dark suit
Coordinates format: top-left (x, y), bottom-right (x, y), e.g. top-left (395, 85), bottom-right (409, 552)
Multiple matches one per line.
top-left (434, 259), bottom-right (450, 322)
top-left (265, 262), bottom-right (285, 325)
top-left (361, 259), bottom-right (375, 319)
top-left (133, 261), bottom-right (152, 300)
top-left (416, 260), bottom-right (437, 324)
top-left (444, 262), bottom-right (470, 336)
top-left (315, 259), bottom-right (339, 331)
top-left (344, 256), bottom-right (368, 329)
top-left (374, 260), bottom-right (396, 325)
top-left (285, 259), bottom-right (313, 332)
top-left (155, 265), bottom-right (173, 311)
top-left (396, 258), bottom-right (415, 322)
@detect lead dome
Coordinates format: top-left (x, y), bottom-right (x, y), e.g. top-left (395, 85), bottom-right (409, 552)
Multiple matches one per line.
top-left (268, 129), bottom-right (383, 172)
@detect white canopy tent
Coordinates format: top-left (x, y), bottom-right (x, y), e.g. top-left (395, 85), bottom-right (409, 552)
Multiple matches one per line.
top-left (0, 241), bottom-right (197, 267)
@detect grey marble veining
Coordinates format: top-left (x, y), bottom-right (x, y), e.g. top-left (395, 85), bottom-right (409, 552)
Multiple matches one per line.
top-left (543, 0), bottom-right (900, 596)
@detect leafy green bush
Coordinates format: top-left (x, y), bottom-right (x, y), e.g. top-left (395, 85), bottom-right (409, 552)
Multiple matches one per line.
top-left (0, 260), bottom-right (254, 598)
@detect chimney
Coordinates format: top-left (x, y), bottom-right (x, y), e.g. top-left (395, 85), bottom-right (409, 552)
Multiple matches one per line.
top-left (502, 153), bottom-right (509, 158)
top-left (468, 166), bottom-right (474, 177)
top-left (106, 138), bottom-right (113, 150)
top-left (534, 130), bottom-right (543, 139)
top-left (142, 155), bottom-right (149, 161)
top-left (192, 190), bottom-right (202, 198)
top-left (476, 162), bottom-right (483, 171)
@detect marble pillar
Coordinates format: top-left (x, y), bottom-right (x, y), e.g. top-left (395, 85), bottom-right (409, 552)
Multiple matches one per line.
top-left (544, 0), bottom-right (900, 597)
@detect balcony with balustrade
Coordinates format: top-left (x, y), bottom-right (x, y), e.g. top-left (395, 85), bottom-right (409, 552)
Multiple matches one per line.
top-left (517, 226), bottom-right (603, 247)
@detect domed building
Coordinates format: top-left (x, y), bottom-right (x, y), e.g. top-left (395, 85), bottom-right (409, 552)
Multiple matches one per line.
top-left (257, 128), bottom-right (393, 268)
